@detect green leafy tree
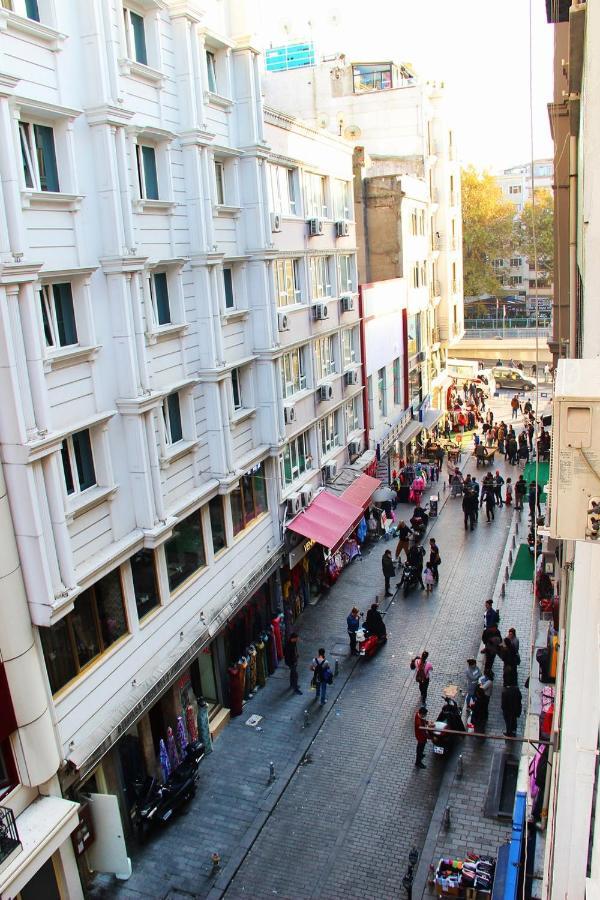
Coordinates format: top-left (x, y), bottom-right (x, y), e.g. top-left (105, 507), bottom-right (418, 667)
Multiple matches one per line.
top-left (515, 188), bottom-right (554, 281)
top-left (461, 166), bottom-right (516, 296)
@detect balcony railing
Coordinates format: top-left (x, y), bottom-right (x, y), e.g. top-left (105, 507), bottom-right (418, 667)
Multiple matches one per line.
top-left (0, 806), bottom-right (21, 875)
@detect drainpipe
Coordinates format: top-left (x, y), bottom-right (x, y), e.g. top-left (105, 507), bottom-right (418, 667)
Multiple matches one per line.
top-left (568, 135), bottom-right (578, 358)
top-left (358, 285), bottom-right (369, 448)
top-left (0, 461), bottom-right (61, 787)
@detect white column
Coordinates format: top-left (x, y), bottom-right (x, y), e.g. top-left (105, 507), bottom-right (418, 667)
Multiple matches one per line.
top-left (200, 147), bottom-right (216, 249)
top-left (42, 452), bottom-right (77, 590)
top-left (6, 284), bottom-right (37, 440)
top-left (19, 281), bottom-right (52, 435)
top-left (145, 408), bottom-right (165, 522)
top-left (116, 127), bottom-right (136, 252)
top-left (130, 271), bottom-right (151, 391)
top-left (0, 95), bottom-right (26, 258)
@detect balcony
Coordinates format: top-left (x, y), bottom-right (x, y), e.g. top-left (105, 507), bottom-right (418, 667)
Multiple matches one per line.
top-left (430, 280), bottom-right (441, 300)
top-left (0, 806), bottom-right (21, 875)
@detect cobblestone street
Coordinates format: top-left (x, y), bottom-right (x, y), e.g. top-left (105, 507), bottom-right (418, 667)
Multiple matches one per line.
top-left (91, 390), bottom-right (541, 900)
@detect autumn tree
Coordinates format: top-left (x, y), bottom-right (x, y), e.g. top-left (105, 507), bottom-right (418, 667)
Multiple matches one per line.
top-left (461, 166), bottom-right (516, 296)
top-left (515, 188), bottom-right (554, 281)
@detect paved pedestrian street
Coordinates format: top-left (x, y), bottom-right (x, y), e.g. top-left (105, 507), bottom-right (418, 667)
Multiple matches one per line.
top-left (90, 390), bottom-right (541, 900)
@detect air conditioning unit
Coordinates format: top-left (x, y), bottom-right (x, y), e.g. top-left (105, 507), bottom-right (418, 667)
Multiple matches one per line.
top-left (548, 358), bottom-right (600, 541)
top-left (319, 383), bottom-right (334, 401)
top-left (341, 294), bottom-right (354, 312)
top-left (300, 484), bottom-right (314, 507)
top-left (270, 212), bottom-right (282, 233)
top-left (344, 369), bottom-right (359, 386)
top-left (277, 311), bottom-right (290, 332)
top-left (336, 220), bottom-right (350, 237)
top-left (308, 217), bottom-right (324, 236)
top-left (348, 440), bottom-right (361, 457)
top-left (313, 302), bottom-right (329, 321)
top-left (324, 462), bottom-right (337, 481)
top-left (284, 403), bottom-right (296, 424)
top-left (287, 494), bottom-right (302, 516)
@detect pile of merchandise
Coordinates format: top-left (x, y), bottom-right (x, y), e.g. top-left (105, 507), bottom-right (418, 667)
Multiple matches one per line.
top-left (434, 853), bottom-right (496, 896)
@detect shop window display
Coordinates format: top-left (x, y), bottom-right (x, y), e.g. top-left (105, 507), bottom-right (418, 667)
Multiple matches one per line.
top-left (165, 509), bottom-right (206, 592)
top-left (230, 462), bottom-right (268, 536)
top-left (40, 569), bottom-right (128, 694)
top-left (130, 548), bottom-right (161, 620)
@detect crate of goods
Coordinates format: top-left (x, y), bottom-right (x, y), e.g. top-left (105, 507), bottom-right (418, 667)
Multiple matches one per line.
top-left (435, 859), bottom-right (463, 896)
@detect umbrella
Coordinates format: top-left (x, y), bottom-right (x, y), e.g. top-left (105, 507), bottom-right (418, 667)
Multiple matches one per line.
top-left (372, 487), bottom-right (395, 502)
top-left (159, 739), bottom-right (170, 782)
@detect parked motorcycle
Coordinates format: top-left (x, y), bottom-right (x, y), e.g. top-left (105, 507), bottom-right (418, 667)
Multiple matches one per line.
top-left (430, 694), bottom-right (466, 758)
top-left (131, 739), bottom-right (204, 837)
top-left (356, 626), bottom-right (387, 658)
top-left (398, 562), bottom-right (420, 597)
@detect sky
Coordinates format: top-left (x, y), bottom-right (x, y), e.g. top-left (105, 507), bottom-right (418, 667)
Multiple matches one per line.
top-left (254, 0), bottom-right (554, 173)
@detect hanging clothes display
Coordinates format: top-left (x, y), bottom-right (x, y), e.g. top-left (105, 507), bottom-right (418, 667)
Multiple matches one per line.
top-left (255, 637), bottom-right (267, 686)
top-left (247, 645), bottom-right (257, 693)
top-left (228, 663), bottom-right (244, 717)
top-left (271, 615), bottom-right (284, 660)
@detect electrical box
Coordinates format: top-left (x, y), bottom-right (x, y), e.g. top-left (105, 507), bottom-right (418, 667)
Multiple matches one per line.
top-left (549, 358), bottom-right (600, 541)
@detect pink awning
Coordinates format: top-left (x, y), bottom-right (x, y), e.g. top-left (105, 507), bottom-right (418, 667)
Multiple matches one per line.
top-left (286, 491), bottom-right (364, 551)
top-left (341, 473), bottom-right (381, 509)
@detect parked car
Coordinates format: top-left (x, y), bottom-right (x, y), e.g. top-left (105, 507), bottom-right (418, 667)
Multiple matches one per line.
top-left (484, 366), bottom-right (536, 391)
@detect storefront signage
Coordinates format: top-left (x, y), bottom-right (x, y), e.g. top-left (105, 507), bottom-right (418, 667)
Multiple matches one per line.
top-left (288, 538), bottom-right (315, 569)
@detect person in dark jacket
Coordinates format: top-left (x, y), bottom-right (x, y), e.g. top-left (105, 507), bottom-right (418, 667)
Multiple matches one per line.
top-left (406, 539), bottom-right (426, 589)
top-left (365, 602), bottom-right (386, 640)
top-left (481, 475), bottom-right (496, 522)
top-left (482, 623), bottom-right (502, 678)
top-left (284, 632), bottom-right (302, 695)
top-left (346, 607), bottom-right (361, 656)
top-left (493, 471), bottom-right (505, 506)
top-left (501, 684), bottom-right (523, 737)
top-left (381, 549), bottom-right (395, 597)
top-left (515, 474), bottom-right (527, 510)
top-left (463, 489), bottom-right (477, 531)
top-left (484, 599), bottom-right (500, 629)
top-left (499, 637), bottom-right (519, 687)
top-left (428, 538), bottom-right (441, 584)
top-left (394, 520), bottom-right (413, 562)
top-left (414, 706), bottom-right (429, 768)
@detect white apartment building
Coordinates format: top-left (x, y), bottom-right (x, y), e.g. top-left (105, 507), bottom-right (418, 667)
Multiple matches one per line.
top-left (262, 57), bottom-right (465, 368)
top-left (0, 0), bottom-right (332, 880)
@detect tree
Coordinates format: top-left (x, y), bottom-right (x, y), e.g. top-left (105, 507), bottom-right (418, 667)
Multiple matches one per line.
top-left (516, 188), bottom-right (554, 279)
top-left (461, 166), bottom-right (516, 296)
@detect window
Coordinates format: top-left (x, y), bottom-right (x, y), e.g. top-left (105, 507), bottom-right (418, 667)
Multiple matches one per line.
top-left (352, 63), bottom-right (393, 93)
top-left (206, 50), bottom-right (217, 92)
top-left (393, 357), bottom-right (402, 405)
top-left (509, 275), bottom-right (523, 286)
top-left (214, 160), bottom-right (225, 205)
top-left (309, 256), bottom-right (331, 299)
top-left (452, 262), bottom-right (458, 293)
top-left (231, 368), bottom-right (242, 410)
top-left (165, 509), bottom-right (206, 592)
top-left (320, 411), bottom-right (339, 456)
top-left (39, 283), bottom-right (77, 349)
top-left (39, 569), bottom-right (128, 694)
top-left (509, 185), bottom-right (522, 195)
top-left (209, 496), bottom-right (226, 554)
top-left (274, 258), bottom-right (301, 307)
top-left (268, 164), bottom-right (297, 216)
top-left (3, 0), bottom-right (40, 19)
top-left (407, 314), bottom-right (421, 357)
top-left (412, 262), bottom-right (426, 288)
top-left (163, 393), bottom-right (183, 445)
top-left (411, 209), bottom-right (418, 235)
top-left (130, 549), bottom-right (160, 619)
top-left (0, 739), bottom-right (17, 802)
top-left (338, 255), bottom-right (355, 293)
top-left (333, 180), bottom-right (351, 220)
top-left (123, 6), bottom-right (148, 64)
top-left (230, 462), bottom-right (268, 536)
top-left (315, 335), bottom-right (335, 380)
top-left (136, 144), bottom-right (159, 200)
top-left (223, 267), bottom-right (235, 309)
top-left (19, 121), bottom-right (59, 192)
top-left (281, 346), bottom-right (307, 398)
top-left (378, 367), bottom-right (387, 415)
top-left (280, 430), bottom-right (311, 488)
top-left (493, 259), bottom-right (504, 268)
top-left (304, 172), bottom-right (327, 218)
top-left (61, 429), bottom-right (96, 496)
top-left (149, 272), bottom-right (171, 326)
top-left (345, 397), bottom-right (360, 433)
top-left (510, 257), bottom-right (523, 267)
top-left (342, 327), bottom-right (358, 367)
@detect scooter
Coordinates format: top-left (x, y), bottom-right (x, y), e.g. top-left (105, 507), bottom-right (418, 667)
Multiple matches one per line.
top-left (398, 562), bottom-right (421, 597)
top-left (410, 504), bottom-right (429, 537)
top-left (356, 626), bottom-right (387, 658)
top-left (132, 739), bottom-right (204, 837)
top-left (430, 694), bottom-right (466, 757)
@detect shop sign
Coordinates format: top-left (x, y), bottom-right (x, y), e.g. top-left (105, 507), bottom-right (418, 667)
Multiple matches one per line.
top-left (288, 537), bottom-right (315, 569)
top-left (71, 801), bottom-right (95, 857)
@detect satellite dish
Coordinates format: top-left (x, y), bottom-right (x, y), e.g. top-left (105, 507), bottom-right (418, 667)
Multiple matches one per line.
top-left (344, 124), bottom-right (362, 141)
top-left (317, 112), bottom-right (330, 129)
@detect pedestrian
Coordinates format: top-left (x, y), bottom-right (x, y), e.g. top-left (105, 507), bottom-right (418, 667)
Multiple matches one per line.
top-left (412, 650), bottom-right (433, 703)
top-left (518, 433), bottom-right (530, 466)
top-left (470, 676), bottom-right (492, 730)
top-left (505, 477), bottom-right (513, 506)
top-left (484, 599), bottom-right (500, 629)
top-left (481, 475), bottom-right (496, 522)
top-left (310, 648), bottom-right (332, 706)
top-left (528, 481), bottom-right (538, 522)
top-left (465, 658), bottom-right (482, 706)
top-left (515, 474), bottom-right (527, 510)
top-left (284, 632), bottom-right (302, 695)
top-left (507, 627), bottom-right (520, 659)
top-left (346, 607), bottom-right (361, 656)
top-left (428, 537), bottom-right (441, 584)
top-left (394, 520), bottom-right (413, 562)
top-left (482, 623), bottom-right (502, 678)
top-left (524, 398), bottom-right (533, 415)
top-left (423, 564), bottom-right (434, 593)
top-left (507, 434), bottom-right (518, 465)
top-left (463, 486), bottom-right (477, 531)
top-left (414, 705), bottom-right (429, 769)
top-left (501, 684), bottom-right (523, 737)
top-left (511, 395), bottom-right (520, 420)
top-left (494, 470), bottom-right (504, 507)
top-left (381, 549), bottom-right (395, 597)
top-left (406, 538), bottom-right (426, 589)
top-left (544, 363), bottom-right (550, 381)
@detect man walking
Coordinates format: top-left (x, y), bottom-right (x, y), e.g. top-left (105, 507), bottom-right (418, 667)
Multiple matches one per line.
top-left (482, 623), bottom-right (502, 678)
top-left (493, 470), bottom-right (505, 507)
top-left (501, 684), bottom-right (523, 737)
top-left (394, 520), bottom-right (413, 563)
top-left (481, 475), bottom-right (496, 522)
top-left (310, 649), bottom-right (332, 706)
top-left (284, 632), bottom-right (302, 695)
top-left (381, 549), bottom-right (395, 597)
top-left (465, 658), bottom-right (482, 706)
top-left (484, 599), bottom-right (500, 629)
top-left (515, 474), bottom-right (527, 510)
top-left (414, 706), bottom-right (429, 769)
top-left (511, 395), bottom-right (520, 420)
top-left (528, 481), bottom-right (538, 522)
top-left (463, 486), bottom-right (477, 531)
top-left (428, 537), bottom-right (441, 585)
top-left (346, 607), bottom-right (361, 656)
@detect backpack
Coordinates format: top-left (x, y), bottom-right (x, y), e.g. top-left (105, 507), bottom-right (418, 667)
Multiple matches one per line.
top-left (416, 664), bottom-right (427, 685)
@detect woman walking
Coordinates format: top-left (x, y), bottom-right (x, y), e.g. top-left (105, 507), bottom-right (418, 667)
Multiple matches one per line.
top-left (412, 651), bottom-right (433, 704)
